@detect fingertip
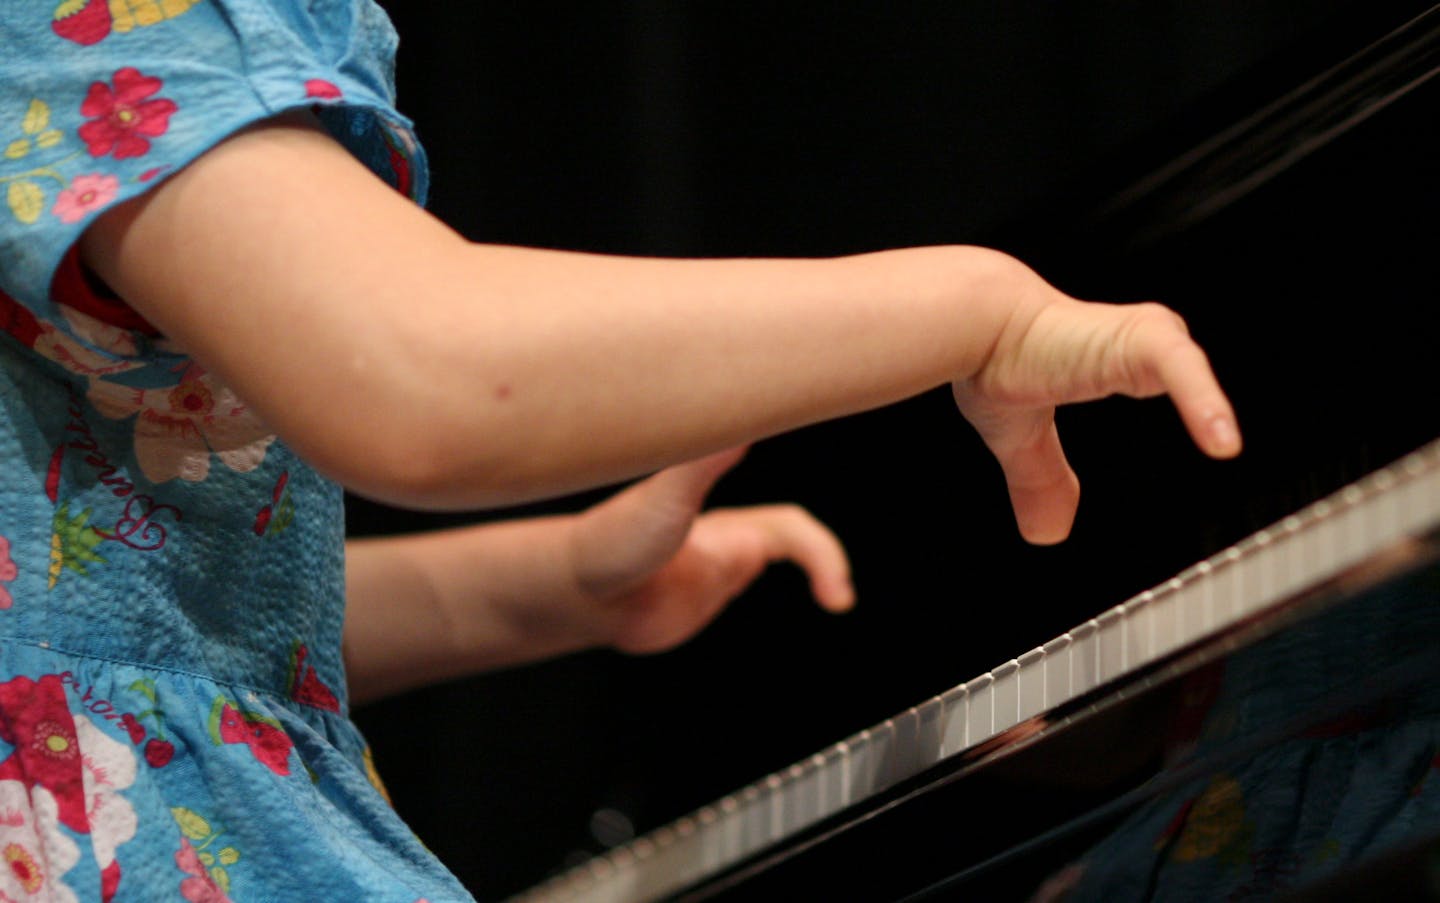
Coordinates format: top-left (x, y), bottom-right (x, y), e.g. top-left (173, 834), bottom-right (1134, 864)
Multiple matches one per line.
top-left (815, 575), bottom-right (856, 613)
top-left (1203, 413), bottom-right (1243, 459)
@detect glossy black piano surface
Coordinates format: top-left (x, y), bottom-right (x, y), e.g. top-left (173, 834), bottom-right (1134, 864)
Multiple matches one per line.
top-left (349, 2), bottom-right (1440, 899)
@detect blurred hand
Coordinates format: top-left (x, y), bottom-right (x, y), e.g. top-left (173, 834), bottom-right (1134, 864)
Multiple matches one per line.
top-left (569, 447), bottom-right (854, 654)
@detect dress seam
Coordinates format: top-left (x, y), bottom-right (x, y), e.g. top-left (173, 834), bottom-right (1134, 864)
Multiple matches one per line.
top-left (0, 634), bottom-right (347, 716)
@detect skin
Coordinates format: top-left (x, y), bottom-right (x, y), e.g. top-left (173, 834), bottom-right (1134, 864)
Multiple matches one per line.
top-left (79, 112), bottom-right (1240, 703)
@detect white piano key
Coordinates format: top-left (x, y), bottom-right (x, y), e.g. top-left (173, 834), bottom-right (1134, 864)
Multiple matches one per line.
top-left (1270, 515), bottom-right (1305, 602)
top-left (1151, 581), bottom-right (1181, 658)
top-left (1369, 469), bottom-right (1402, 550)
top-left (602, 847), bottom-right (638, 903)
top-left (1071, 622), bottom-right (1098, 695)
top-left (1042, 635), bottom-right (1072, 707)
top-left (666, 825), bottom-right (705, 896)
top-left (697, 806), bottom-right (724, 876)
top-left (790, 761), bottom-right (820, 834)
top-left (1251, 529), bottom-right (1277, 614)
top-left (1124, 591), bottom-right (1154, 667)
top-left (916, 697), bottom-right (944, 771)
top-left (869, 719), bottom-right (898, 792)
top-left (1396, 459), bottom-right (1424, 534)
top-left (847, 729), bottom-right (876, 801)
top-left (887, 708), bottom-right (920, 785)
top-left (633, 830), bottom-right (685, 902)
top-left (716, 796), bottom-right (740, 871)
top-left (1319, 498), bottom-right (1345, 568)
top-left (1227, 529), bottom-right (1268, 617)
top-left (991, 660), bottom-right (1019, 732)
top-left (1017, 648), bottom-right (1046, 721)
top-left (939, 684), bottom-right (969, 758)
top-left (832, 741), bottom-right (852, 810)
top-left (810, 752), bottom-right (834, 821)
top-left (1192, 560), bottom-right (1215, 634)
top-left (766, 772), bottom-right (786, 839)
top-left (967, 673), bottom-right (994, 744)
top-left (1096, 608), bottom-right (1124, 684)
top-left (1338, 484), bottom-right (1369, 572)
top-left (819, 744), bottom-right (846, 816)
top-left (740, 783), bottom-right (768, 855)
top-left (1173, 567), bottom-right (1206, 647)
top-left (1213, 546), bottom-right (1241, 625)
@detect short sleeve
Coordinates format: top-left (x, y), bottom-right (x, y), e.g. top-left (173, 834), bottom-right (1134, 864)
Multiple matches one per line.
top-left (0, 0), bottom-right (428, 336)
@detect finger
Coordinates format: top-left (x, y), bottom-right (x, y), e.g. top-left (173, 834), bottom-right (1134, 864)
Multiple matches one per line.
top-left (980, 409), bottom-right (1080, 545)
top-left (705, 504), bottom-right (855, 612)
top-left (576, 446), bottom-right (751, 598)
top-left (1152, 341), bottom-right (1242, 459)
top-left (1122, 309), bottom-right (1242, 459)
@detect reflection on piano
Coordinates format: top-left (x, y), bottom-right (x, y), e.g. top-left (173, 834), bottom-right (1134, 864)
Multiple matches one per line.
top-left (513, 438), bottom-right (1440, 902)
top-left (511, 4), bottom-right (1440, 899)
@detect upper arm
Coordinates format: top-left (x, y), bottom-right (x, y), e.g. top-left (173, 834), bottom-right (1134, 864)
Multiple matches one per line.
top-left (80, 114), bottom-right (477, 504)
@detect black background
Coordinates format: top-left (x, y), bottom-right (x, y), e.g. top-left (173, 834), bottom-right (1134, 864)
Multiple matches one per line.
top-left (348, 3), bottom-right (1440, 899)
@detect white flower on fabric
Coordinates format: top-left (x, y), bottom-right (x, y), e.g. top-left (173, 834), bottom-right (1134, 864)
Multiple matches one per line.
top-left (56, 303), bottom-right (141, 360)
top-left (31, 311), bottom-right (144, 380)
top-left (0, 779), bottom-right (81, 903)
top-left (74, 717), bottom-right (137, 874)
top-left (87, 365), bottom-right (275, 484)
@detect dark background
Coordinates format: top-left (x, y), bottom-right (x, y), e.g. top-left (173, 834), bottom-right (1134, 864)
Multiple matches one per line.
top-left (349, 3), bottom-right (1440, 899)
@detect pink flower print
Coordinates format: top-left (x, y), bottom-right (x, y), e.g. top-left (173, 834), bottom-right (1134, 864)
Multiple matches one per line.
top-left (78, 68), bottom-right (177, 159)
top-left (304, 79), bottom-right (343, 100)
top-left (0, 537), bottom-right (15, 610)
top-left (51, 173), bottom-right (119, 224)
top-left (175, 837), bottom-right (231, 903)
top-left (87, 372), bottom-right (275, 484)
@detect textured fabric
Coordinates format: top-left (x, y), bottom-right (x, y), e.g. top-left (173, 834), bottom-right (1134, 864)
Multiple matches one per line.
top-left (0, 2), bottom-right (470, 900)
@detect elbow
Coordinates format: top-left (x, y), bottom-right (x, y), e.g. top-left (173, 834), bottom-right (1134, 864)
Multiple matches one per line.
top-left (307, 402), bottom-right (536, 511)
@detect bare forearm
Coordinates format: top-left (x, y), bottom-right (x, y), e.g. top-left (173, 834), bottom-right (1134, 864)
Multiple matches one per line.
top-left (384, 243), bottom-right (1017, 505)
top-left (343, 517), bottom-right (597, 704)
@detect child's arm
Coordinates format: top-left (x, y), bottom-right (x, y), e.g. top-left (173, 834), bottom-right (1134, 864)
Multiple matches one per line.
top-left (343, 447), bottom-right (852, 703)
top-left (80, 113), bottom-right (1239, 546)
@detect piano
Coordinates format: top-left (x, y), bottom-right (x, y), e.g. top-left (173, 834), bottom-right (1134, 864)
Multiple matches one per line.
top-left (506, 4), bottom-right (1440, 900)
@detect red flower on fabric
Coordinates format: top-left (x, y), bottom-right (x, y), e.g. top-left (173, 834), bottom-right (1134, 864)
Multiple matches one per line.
top-left (0, 676), bottom-right (88, 833)
top-left (216, 704), bottom-right (293, 776)
top-left (78, 68), bottom-right (177, 159)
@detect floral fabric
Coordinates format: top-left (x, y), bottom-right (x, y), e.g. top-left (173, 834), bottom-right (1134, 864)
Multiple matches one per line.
top-left (0, 2), bottom-right (469, 900)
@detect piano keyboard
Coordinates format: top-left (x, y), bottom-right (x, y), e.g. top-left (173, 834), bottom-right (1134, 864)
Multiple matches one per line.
top-left (511, 437), bottom-right (1440, 903)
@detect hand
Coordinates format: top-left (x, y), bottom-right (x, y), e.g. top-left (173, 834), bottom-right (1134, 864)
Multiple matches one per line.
top-left (953, 261), bottom-right (1241, 545)
top-left (568, 447), bottom-right (854, 654)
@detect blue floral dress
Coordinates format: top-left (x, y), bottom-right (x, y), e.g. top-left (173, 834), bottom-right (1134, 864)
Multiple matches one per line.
top-left (0, 2), bottom-right (473, 900)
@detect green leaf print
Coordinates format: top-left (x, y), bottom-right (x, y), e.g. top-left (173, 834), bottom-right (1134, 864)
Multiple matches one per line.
top-left (48, 503), bottom-right (107, 589)
top-left (171, 807), bottom-right (212, 841)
